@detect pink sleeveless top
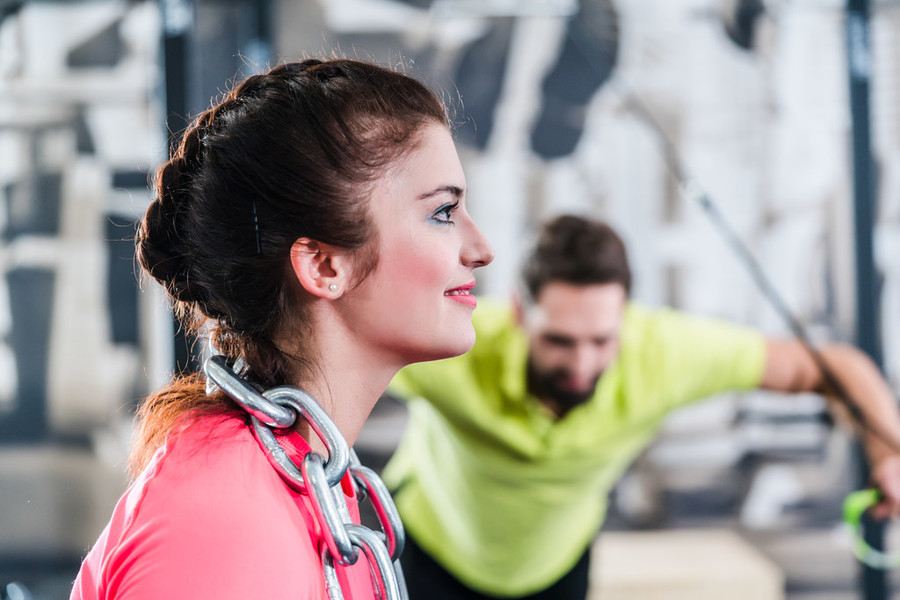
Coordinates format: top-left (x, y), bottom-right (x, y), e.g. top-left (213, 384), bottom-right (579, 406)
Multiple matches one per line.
top-left (71, 412), bottom-right (376, 599)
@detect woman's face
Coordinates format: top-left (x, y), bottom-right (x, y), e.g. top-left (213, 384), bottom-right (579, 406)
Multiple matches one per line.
top-left (343, 123), bottom-right (494, 366)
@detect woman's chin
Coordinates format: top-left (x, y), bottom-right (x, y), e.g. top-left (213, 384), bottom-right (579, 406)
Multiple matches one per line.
top-left (444, 328), bottom-right (477, 358)
top-left (410, 337), bottom-right (475, 365)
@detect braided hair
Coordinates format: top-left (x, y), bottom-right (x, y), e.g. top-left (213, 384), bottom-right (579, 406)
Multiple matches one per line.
top-left (131, 59), bottom-right (449, 474)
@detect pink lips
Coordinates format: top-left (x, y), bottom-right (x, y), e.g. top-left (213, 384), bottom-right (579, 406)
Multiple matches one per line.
top-left (445, 281), bottom-right (477, 307)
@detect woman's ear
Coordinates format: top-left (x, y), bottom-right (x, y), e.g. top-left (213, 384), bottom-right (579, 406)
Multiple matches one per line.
top-left (289, 238), bottom-right (349, 299)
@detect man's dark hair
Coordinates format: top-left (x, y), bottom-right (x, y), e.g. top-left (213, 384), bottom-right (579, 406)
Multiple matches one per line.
top-left (522, 214), bottom-right (631, 301)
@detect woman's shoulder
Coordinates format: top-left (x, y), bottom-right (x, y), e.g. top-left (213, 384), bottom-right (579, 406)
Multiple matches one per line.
top-left (138, 411), bottom-right (301, 520)
top-left (88, 411), bottom-right (323, 597)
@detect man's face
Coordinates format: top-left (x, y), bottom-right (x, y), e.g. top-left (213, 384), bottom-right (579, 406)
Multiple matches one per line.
top-left (518, 282), bottom-right (627, 412)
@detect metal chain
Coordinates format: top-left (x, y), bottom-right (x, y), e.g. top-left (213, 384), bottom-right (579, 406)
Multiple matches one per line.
top-left (205, 354), bottom-right (408, 600)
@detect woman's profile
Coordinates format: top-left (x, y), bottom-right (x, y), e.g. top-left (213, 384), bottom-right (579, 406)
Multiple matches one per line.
top-left (70, 58), bottom-right (493, 599)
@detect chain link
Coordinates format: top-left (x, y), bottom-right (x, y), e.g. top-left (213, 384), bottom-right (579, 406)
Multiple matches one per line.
top-left (205, 355), bottom-right (295, 428)
top-left (205, 355), bottom-right (408, 599)
top-left (349, 463), bottom-right (405, 561)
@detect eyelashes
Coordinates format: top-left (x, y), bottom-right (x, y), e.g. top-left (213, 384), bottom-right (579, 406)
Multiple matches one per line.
top-left (431, 200), bottom-right (460, 225)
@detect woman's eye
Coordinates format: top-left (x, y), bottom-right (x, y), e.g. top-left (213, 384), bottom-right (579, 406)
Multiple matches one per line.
top-left (432, 201), bottom-right (460, 224)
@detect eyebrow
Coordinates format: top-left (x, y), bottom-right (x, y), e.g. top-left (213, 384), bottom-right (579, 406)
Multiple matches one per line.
top-left (417, 185), bottom-right (464, 200)
top-left (543, 334), bottom-right (576, 346)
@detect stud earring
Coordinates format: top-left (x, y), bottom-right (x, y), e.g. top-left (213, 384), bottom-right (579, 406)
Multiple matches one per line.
top-left (329, 284), bottom-right (338, 292)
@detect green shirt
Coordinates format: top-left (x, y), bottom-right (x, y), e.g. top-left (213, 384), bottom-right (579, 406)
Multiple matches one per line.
top-left (382, 300), bottom-right (767, 596)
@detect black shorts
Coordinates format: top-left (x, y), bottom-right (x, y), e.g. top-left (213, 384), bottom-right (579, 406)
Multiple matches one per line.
top-left (400, 534), bottom-right (591, 600)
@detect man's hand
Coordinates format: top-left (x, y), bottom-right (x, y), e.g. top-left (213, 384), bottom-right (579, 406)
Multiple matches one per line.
top-left (762, 340), bottom-right (900, 515)
top-left (869, 455), bottom-right (900, 520)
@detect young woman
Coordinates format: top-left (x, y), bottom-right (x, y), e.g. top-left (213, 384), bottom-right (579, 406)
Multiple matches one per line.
top-left (70, 58), bottom-right (493, 599)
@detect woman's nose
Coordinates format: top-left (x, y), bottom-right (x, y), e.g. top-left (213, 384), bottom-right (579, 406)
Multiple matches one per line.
top-left (462, 218), bottom-right (494, 268)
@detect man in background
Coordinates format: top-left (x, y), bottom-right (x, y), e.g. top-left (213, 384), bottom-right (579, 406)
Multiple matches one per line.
top-left (383, 214), bottom-right (900, 600)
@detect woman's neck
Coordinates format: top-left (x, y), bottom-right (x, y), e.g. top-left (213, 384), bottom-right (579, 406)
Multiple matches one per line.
top-left (296, 358), bottom-right (395, 449)
top-left (281, 311), bottom-right (402, 451)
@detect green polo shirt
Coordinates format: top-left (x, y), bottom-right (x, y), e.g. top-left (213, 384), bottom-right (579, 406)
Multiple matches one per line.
top-left (382, 300), bottom-right (766, 597)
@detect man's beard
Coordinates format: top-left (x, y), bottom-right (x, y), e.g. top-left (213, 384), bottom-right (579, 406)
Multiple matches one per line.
top-left (527, 360), bottom-right (601, 415)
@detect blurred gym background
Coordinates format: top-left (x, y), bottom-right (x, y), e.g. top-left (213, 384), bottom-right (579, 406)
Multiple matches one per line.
top-left (1, 0), bottom-right (900, 598)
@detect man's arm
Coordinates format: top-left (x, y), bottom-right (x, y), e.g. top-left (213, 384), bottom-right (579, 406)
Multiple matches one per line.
top-left (761, 340), bottom-right (900, 518)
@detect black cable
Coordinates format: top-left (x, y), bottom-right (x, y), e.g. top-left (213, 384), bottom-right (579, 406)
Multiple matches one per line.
top-left (622, 89), bottom-right (900, 453)
top-left (551, 9), bottom-right (899, 454)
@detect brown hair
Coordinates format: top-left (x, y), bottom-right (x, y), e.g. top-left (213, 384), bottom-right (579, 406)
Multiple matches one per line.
top-left (521, 214), bottom-right (631, 302)
top-left (132, 59), bottom-right (449, 475)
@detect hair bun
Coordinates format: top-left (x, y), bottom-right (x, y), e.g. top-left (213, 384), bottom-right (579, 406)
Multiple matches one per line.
top-left (137, 161), bottom-right (198, 305)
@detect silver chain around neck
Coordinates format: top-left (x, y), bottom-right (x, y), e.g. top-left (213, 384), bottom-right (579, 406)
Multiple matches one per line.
top-left (204, 354), bottom-right (408, 600)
